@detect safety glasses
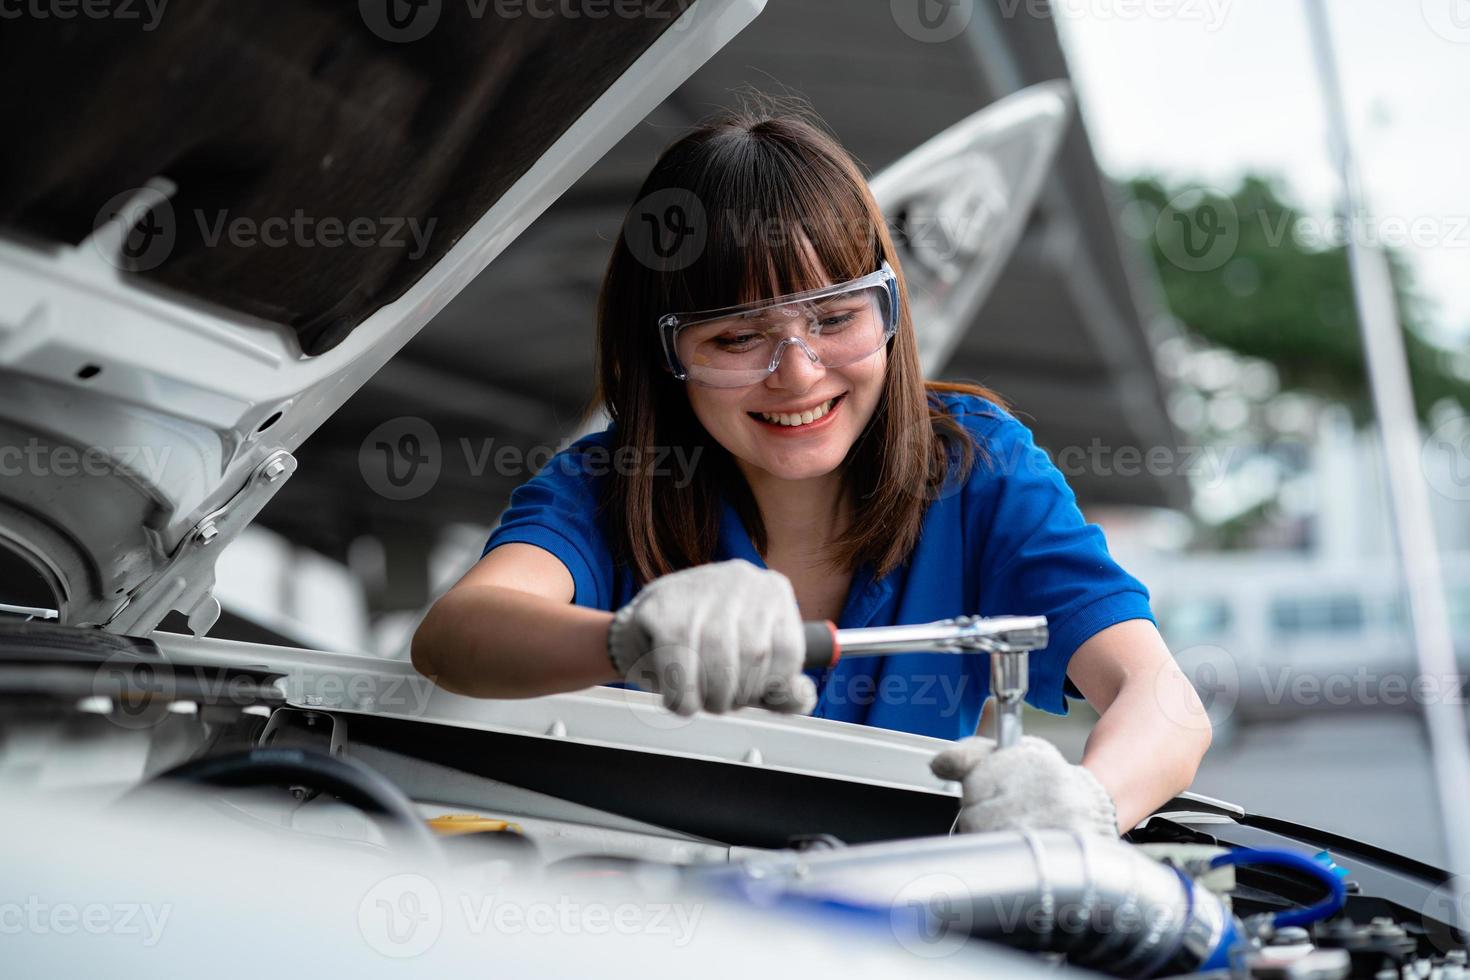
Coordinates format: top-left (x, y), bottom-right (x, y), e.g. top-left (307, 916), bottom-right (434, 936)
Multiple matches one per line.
top-left (658, 262), bottom-right (899, 388)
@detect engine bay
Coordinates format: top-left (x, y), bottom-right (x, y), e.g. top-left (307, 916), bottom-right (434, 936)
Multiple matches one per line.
top-left (3, 621), bottom-right (1465, 979)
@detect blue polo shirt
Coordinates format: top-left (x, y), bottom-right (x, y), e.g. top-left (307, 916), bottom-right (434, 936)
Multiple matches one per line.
top-left (481, 391), bottom-right (1155, 741)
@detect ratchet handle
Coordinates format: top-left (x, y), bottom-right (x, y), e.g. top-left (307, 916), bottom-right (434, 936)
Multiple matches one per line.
top-left (802, 620), bottom-right (841, 670)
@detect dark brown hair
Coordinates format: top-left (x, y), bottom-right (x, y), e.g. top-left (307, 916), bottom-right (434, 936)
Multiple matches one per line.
top-left (591, 97), bottom-right (1007, 587)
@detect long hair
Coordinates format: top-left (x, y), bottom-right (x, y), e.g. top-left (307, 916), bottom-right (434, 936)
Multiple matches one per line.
top-left (591, 97), bottom-right (1007, 587)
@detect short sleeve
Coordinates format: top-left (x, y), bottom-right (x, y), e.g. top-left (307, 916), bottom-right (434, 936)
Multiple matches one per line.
top-left (962, 401), bottom-right (1155, 714)
top-left (481, 430), bottom-right (616, 611)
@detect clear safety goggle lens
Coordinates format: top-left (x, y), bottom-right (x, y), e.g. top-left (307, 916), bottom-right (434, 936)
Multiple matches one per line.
top-left (665, 280), bottom-right (896, 389)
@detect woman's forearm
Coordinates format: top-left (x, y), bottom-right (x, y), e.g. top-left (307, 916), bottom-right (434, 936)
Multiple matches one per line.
top-left (411, 585), bottom-right (619, 699)
top-left (1080, 673), bottom-right (1211, 831)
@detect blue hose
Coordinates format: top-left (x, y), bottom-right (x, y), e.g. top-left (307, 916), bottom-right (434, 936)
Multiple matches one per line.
top-left (1208, 847), bottom-right (1347, 928)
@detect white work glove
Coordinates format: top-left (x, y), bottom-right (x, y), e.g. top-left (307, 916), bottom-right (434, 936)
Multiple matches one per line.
top-left (930, 735), bottom-right (1119, 838)
top-left (606, 558), bottom-right (819, 717)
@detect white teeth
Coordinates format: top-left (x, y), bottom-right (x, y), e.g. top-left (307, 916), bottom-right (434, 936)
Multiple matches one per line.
top-left (760, 397), bottom-right (836, 426)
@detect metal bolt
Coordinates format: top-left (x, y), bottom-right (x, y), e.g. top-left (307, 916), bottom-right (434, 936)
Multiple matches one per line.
top-left (261, 458), bottom-right (289, 483)
top-left (1368, 916), bottom-right (1404, 938)
top-left (195, 522), bottom-right (219, 545)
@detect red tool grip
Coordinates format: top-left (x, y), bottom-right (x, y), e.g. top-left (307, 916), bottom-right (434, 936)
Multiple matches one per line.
top-left (801, 620), bottom-right (840, 670)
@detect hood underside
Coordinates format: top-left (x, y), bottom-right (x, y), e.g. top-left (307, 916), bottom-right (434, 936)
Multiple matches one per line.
top-left (0, 0), bottom-right (693, 356)
top-left (0, 0), bottom-right (765, 634)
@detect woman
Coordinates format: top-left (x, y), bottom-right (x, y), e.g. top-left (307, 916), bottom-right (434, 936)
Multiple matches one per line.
top-left (412, 103), bottom-right (1210, 838)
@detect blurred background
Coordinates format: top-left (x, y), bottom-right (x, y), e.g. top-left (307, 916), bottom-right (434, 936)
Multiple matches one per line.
top-left (191, 2), bottom-right (1468, 866)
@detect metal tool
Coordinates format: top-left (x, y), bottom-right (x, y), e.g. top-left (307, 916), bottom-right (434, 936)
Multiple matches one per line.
top-left (801, 615), bottom-right (1048, 747)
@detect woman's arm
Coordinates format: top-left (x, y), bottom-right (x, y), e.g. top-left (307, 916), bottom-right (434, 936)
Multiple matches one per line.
top-left (1065, 619), bottom-right (1212, 832)
top-left (411, 543), bottom-right (619, 698)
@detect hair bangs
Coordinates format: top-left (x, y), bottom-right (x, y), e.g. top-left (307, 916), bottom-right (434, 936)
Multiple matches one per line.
top-left (666, 128), bottom-right (882, 318)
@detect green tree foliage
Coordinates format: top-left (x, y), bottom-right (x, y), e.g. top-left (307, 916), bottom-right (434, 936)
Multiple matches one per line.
top-left (1128, 175), bottom-right (1469, 422)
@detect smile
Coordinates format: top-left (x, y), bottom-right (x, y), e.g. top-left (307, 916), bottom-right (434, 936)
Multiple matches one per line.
top-left (748, 393), bottom-right (846, 429)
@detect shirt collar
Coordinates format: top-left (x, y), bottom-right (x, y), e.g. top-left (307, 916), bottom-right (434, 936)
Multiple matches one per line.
top-left (715, 495), bottom-right (894, 628)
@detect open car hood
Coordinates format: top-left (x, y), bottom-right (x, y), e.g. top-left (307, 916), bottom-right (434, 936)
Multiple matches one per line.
top-left (0, 0), bottom-right (765, 635)
top-left (0, 1), bottom-right (1072, 640)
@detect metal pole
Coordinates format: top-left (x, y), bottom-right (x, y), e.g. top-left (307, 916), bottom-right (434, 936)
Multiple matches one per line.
top-left (1302, 0), bottom-right (1470, 875)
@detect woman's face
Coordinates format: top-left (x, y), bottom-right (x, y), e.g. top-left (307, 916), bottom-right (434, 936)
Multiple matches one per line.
top-left (685, 297), bottom-right (888, 484)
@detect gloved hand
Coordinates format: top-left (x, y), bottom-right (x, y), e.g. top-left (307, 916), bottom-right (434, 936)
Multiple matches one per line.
top-left (606, 558), bottom-right (818, 717)
top-left (930, 735), bottom-right (1119, 838)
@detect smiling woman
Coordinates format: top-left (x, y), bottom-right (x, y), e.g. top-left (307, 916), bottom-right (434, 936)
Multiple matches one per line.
top-left (596, 108), bottom-right (995, 588)
top-left (412, 96), bottom-right (1209, 837)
